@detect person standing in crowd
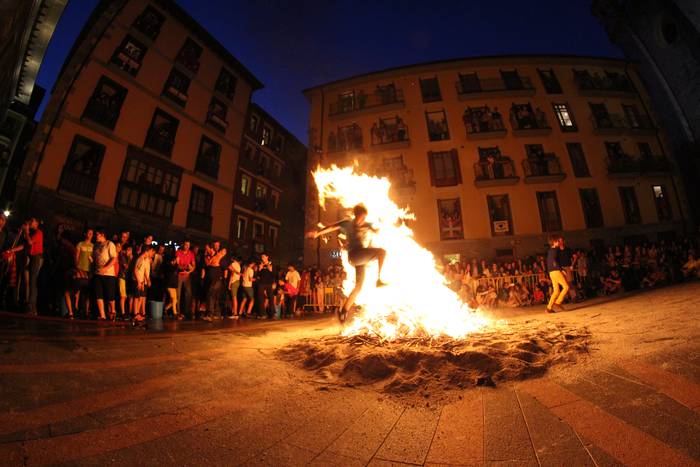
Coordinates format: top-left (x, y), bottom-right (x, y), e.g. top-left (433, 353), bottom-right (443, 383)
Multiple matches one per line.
top-left (227, 256), bottom-right (241, 319)
top-left (74, 229), bottom-right (93, 316)
top-left (20, 218), bottom-right (44, 315)
top-left (92, 227), bottom-right (117, 320)
top-left (176, 241), bottom-right (195, 319)
top-left (132, 245), bottom-right (154, 325)
top-left (239, 260), bottom-right (256, 317)
top-left (163, 246), bottom-right (180, 319)
top-left (118, 244), bottom-right (133, 319)
top-left (255, 253), bottom-right (275, 319)
top-left (558, 236), bottom-right (576, 303)
top-left (284, 264), bottom-right (301, 317)
top-left (203, 242), bottom-right (227, 321)
top-left (57, 230), bottom-right (77, 319)
top-left (546, 236), bottom-right (569, 313)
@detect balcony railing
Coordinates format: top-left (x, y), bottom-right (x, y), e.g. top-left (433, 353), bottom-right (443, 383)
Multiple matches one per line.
top-left (144, 131), bottom-right (175, 156)
top-left (456, 77), bottom-right (535, 99)
top-left (473, 160), bottom-right (519, 187)
top-left (187, 210), bottom-right (212, 233)
top-left (329, 88), bottom-right (404, 117)
top-left (640, 155), bottom-right (671, 173)
top-left (574, 73), bottom-right (635, 95)
top-left (206, 112), bottom-right (228, 132)
top-left (626, 114), bottom-right (656, 132)
top-left (590, 113), bottom-right (627, 132)
top-left (370, 126), bottom-right (409, 149)
top-left (510, 111), bottom-right (551, 135)
top-left (606, 156), bottom-right (640, 177)
top-left (58, 170), bottom-right (99, 199)
top-left (522, 155), bottom-right (566, 183)
top-left (465, 116), bottom-right (507, 139)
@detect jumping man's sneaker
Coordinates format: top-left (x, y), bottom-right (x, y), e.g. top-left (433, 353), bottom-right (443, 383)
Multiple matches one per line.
top-left (545, 308), bottom-right (556, 314)
top-left (376, 279), bottom-right (388, 288)
top-left (553, 304), bottom-right (566, 312)
top-left (337, 308), bottom-right (348, 323)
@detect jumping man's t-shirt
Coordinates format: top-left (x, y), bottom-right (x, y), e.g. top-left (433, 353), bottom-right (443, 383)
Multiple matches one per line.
top-left (338, 219), bottom-right (374, 251)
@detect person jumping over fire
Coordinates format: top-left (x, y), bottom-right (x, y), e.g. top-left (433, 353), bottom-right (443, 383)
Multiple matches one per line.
top-left (306, 204), bottom-right (387, 323)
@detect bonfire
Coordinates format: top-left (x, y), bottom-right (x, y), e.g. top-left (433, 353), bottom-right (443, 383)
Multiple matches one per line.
top-left (312, 165), bottom-right (490, 341)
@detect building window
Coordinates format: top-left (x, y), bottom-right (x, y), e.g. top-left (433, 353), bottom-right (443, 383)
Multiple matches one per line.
top-left (236, 216), bottom-right (247, 239)
top-left (652, 185), bottom-right (672, 221)
top-left (110, 35), bottom-right (147, 76)
top-left (261, 126), bottom-right (272, 146)
top-left (487, 194), bottom-right (514, 236)
top-left (240, 174), bottom-right (251, 196)
top-left (537, 68), bottom-right (562, 93)
top-left (195, 136), bottom-right (220, 179)
top-left (510, 103), bottom-right (549, 130)
top-left (425, 110), bottom-right (449, 141)
top-left (271, 190), bottom-right (280, 209)
top-left (272, 161), bottom-right (282, 179)
top-left (370, 116), bottom-right (409, 145)
top-left (329, 123), bottom-right (363, 152)
top-left (458, 72), bottom-right (480, 93)
top-left (437, 198), bottom-right (464, 240)
top-left (252, 220), bottom-right (264, 239)
top-left (161, 68), bottom-right (190, 107)
top-left (579, 188), bottom-right (604, 228)
top-left (215, 68), bottom-right (237, 100)
top-left (176, 37), bottom-right (202, 74)
top-left (82, 76), bottom-right (127, 130)
top-left (475, 147), bottom-right (516, 181)
top-left (500, 69), bottom-right (526, 89)
top-left (269, 225), bottom-right (278, 247)
top-left (132, 5), bottom-right (165, 41)
top-left (381, 155), bottom-right (415, 189)
top-left (273, 135), bottom-right (284, 153)
top-left (255, 182), bottom-right (268, 199)
top-left (116, 154), bottom-right (181, 219)
top-left (618, 186), bottom-right (641, 224)
top-left (419, 77), bottom-right (442, 102)
top-left (206, 97), bottom-right (228, 132)
top-left (187, 185), bottom-right (213, 232)
top-left (536, 191), bottom-right (562, 232)
top-left (242, 141), bottom-right (255, 162)
top-left (552, 103), bottom-right (577, 131)
top-left (566, 143), bottom-right (590, 177)
top-left (144, 108), bottom-right (179, 156)
top-left (249, 114), bottom-right (258, 134)
top-left (58, 135), bottom-right (105, 199)
top-left (463, 106), bottom-right (505, 135)
top-left (258, 154), bottom-right (270, 176)
top-left (638, 142), bottom-right (653, 157)
top-left (428, 149), bottom-right (461, 187)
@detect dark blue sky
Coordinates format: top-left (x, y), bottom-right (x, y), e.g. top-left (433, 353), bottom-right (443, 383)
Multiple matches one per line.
top-left (37, 0), bottom-right (623, 143)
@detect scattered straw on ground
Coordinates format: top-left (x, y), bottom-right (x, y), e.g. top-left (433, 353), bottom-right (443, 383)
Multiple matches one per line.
top-left (277, 320), bottom-right (590, 403)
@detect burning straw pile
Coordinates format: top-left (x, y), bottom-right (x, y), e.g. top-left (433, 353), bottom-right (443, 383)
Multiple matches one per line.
top-left (278, 320), bottom-right (590, 399)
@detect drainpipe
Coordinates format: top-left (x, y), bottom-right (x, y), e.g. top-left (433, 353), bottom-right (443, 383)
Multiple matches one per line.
top-left (315, 88), bottom-right (325, 267)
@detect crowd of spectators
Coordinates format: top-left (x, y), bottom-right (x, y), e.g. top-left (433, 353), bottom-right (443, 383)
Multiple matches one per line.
top-left (441, 234), bottom-right (700, 310)
top-left (0, 215), bottom-right (309, 324)
top-left (1, 213), bottom-right (698, 322)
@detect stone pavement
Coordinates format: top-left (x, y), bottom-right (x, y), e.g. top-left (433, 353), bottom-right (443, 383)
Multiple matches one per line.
top-left (1, 286), bottom-right (700, 466)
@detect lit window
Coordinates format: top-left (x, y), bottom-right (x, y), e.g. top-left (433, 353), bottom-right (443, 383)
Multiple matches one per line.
top-left (255, 183), bottom-right (267, 199)
top-left (236, 216), bottom-right (247, 239)
top-left (652, 185), bottom-right (672, 221)
top-left (240, 174), bottom-right (250, 196)
top-left (261, 126), bottom-right (272, 146)
top-left (269, 226), bottom-right (278, 246)
top-left (552, 103), bottom-right (577, 131)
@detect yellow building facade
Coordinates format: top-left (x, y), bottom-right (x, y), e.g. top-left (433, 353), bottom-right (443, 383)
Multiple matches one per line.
top-left (303, 55), bottom-right (689, 265)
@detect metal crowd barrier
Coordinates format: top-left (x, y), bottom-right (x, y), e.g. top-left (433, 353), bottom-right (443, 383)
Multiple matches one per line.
top-left (300, 286), bottom-right (344, 311)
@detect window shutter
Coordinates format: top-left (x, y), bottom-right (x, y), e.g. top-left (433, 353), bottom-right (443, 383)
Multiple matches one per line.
top-left (451, 149), bottom-right (462, 184)
top-left (427, 151), bottom-right (436, 186)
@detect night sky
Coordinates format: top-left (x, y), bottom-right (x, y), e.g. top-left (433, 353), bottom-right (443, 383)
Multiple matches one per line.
top-left (36, 0), bottom-right (623, 143)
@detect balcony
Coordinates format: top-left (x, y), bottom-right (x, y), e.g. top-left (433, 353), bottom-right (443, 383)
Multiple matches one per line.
top-left (522, 156), bottom-right (566, 183)
top-left (456, 76), bottom-right (535, 100)
top-left (187, 210), bottom-right (212, 233)
top-left (590, 113), bottom-right (627, 134)
top-left (510, 111), bottom-right (552, 137)
top-left (58, 170), bottom-right (99, 200)
top-left (465, 115), bottom-right (507, 140)
top-left (640, 155), bottom-right (672, 175)
top-left (473, 160), bottom-right (519, 187)
top-left (206, 111), bottom-right (228, 133)
top-left (606, 156), bottom-right (641, 178)
top-left (626, 114), bottom-right (657, 134)
top-left (329, 87), bottom-right (404, 118)
top-left (370, 123), bottom-right (410, 151)
top-left (574, 72), bottom-right (635, 97)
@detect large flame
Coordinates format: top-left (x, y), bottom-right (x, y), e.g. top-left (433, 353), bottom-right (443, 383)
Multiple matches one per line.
top-left (313, 165), bottom-right (489, 340)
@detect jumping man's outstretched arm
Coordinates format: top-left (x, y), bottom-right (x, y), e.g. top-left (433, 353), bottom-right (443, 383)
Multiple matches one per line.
top-left (305, 219), bottom-right (345, 239)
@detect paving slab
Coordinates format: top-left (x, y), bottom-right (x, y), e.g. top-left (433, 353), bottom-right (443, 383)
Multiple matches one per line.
top-left (323, 398), bottom-right (404, 463)
top-left (482, 388), bottom-right (538, 463)
top-left (425, 390), bottom-right (483, 465)
top-left (373, 407), bottom-right (440, 465)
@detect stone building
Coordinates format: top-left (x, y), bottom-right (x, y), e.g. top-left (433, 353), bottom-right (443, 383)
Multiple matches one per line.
top-left (16, 0), bottom-right (263, 243)
top-left (593, 0), bottom-right (700, 228)
top-left (303, 55), bottom-right (688, 266)
top-left (232, 103), bottom-right (307, 264)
